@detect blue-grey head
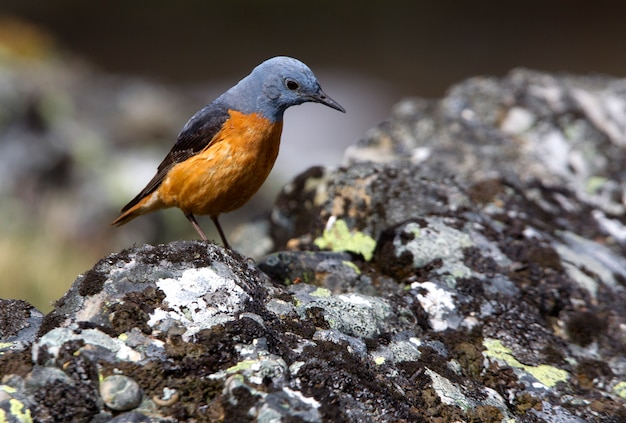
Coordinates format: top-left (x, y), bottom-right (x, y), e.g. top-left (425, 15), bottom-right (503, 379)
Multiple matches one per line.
top-left (219, 56), bottom-right (345, 122)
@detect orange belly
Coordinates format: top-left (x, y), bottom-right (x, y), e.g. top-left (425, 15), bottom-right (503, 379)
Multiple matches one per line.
top-left (157, 110), bottom-right (283, 216)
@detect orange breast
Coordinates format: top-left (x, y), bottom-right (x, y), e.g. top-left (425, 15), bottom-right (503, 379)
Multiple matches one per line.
top-left (157, 110), bottom-right (283, 216)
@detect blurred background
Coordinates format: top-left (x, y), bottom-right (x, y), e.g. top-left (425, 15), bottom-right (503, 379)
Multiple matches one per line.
top-left (1, 0), bottom-right (626, 312)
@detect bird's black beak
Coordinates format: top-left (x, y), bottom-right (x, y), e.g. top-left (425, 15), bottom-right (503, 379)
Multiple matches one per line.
top-left (310, 88), bottom-right (346, 113)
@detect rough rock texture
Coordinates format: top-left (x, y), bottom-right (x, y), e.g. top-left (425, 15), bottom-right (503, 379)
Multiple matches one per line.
top-left (2, 69), bottom-right (626, 422)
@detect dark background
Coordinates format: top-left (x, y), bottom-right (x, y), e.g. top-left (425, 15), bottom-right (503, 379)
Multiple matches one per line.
top-left (4, 1), bottom-right (626, 97)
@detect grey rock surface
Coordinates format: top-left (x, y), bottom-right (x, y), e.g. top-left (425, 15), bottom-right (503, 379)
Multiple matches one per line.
top-left (0, 300), bottom-right (43, 352)
top-left (2, 69), bottom-right (626, 422)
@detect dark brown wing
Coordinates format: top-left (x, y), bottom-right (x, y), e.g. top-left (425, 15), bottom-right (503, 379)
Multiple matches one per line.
top-left (120, 103), bottom-right (230, 212)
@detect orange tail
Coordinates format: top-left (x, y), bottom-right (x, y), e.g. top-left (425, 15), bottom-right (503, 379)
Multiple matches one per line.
top-left (111, 206), bottom-right (142, 227)
top-left (111, 193), bottom-right (162, 227)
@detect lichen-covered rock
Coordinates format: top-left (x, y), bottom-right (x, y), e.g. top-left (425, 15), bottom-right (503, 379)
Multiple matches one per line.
top-left (2, 69), bottom-right (626, 422)
top-left (0, 300), bottom-right (43, 354)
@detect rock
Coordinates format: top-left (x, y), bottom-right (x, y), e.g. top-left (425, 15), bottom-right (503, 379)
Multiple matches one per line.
top-left (2, 69), bottom-right (626, 422)
top-left (0, 299), bottom-right (43, 353)
top-left (99, 375), bottom-right (142, 411)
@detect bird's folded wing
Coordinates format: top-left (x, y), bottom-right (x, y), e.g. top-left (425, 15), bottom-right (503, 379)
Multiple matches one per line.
top-left (120, 104), bottom-right (231, 212)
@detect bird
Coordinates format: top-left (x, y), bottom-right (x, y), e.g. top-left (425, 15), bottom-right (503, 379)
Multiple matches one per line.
top-left (112, 56), bottom-right (345, 249)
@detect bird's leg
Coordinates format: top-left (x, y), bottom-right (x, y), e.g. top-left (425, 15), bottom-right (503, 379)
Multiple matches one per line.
top-left (184, 213), bottom-right (231, 248)
top-left (184, 212), bottom-right (209, 241)
top-left (210, 215), bottom-right (231, 249)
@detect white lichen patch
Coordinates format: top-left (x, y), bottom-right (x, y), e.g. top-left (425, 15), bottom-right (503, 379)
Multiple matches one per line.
top-left (426, 368), bottom-right (515, 420)
top-left (412, 281), bottom-right (460, 331)
top-left (282, 386), bottom-right (321, 409)
top-left (554, 230), bottom-right (626, 298)
top-left (297, 292), bottom-right (392, 339)
top-left (592, 209), bottom-right (626, 244)
top-left (33, 328), bottom-right (142, 363)
top-left (396, 219), bottom-right (473, 282)
top-left (425, 368), bottom-right (471, 410)
top-left (500, 106), bottom-right (536, 135)
top-left (148, 267), bottom-right (249, 340)
top-left (75, 290), bottom-right (108, 323)
top-left (572, 87), bottom-right (626, 148)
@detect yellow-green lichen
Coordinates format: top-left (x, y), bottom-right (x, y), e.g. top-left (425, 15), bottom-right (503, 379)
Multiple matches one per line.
top-left (0, 342), bottom-right (14, 352)
top-left (314, 219), bottom-right (376, 261)
top-left (586, 176), bottom-right (607, 194)
top-left (0, 385), bottom-right (17, 394)
top-left (525, 365), bottom-right (570, 388)
top-left (9, 399), bottom-right (32, 423)
top-left (408, 225), bottom-right (421, 237)
top-left (226, 360), bottom-right (258, 373)
top-left (483, 339), bottom-right (568, 388)
top-left (613, 381), bottom-right (626, 399)
top-left (310, 287), bottom-right (331, 298)
top-left (341, 260), bottom-right (361, 275)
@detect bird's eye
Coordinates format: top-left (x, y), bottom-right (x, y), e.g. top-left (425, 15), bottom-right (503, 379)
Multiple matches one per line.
top-left (285, 79), bottom-right (300, 91)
